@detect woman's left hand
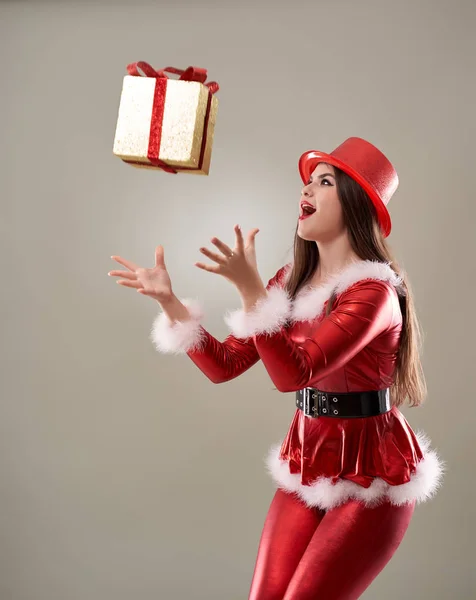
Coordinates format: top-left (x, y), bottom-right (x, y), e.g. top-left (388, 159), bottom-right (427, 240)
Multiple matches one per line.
top-left (195, 224), bottom-right (263, 290)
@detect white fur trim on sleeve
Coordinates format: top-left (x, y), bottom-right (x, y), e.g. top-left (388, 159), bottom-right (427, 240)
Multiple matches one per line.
top-left (223, 285), bottom-right (292, 339)
top-left (149, 298), bottom-right (207, 355)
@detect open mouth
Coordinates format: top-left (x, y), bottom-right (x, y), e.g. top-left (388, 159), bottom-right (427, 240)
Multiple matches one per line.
top-left (299, 204), bottom-right (316, 220)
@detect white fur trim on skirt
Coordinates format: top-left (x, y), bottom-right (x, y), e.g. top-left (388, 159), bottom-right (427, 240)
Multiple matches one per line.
top-left (265, 430), bottom-right (445, 510)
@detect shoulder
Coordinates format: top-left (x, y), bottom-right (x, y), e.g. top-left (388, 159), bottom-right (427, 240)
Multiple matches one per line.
top-left (332, 279), bottom-right (402, 331)
top-left (331, 261), bottom-right (404, 322)
top-left (335, 278), bottom-right (399, 308)
top-left (265, 263), bottom-right (292, 289)
top-left (339, 277), bottom-right (400, 297)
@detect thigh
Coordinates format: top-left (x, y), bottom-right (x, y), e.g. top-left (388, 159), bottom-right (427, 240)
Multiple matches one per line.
top-left (283, 498), bottom-right (416, 600)
top-left (248, 488), bottom-right (325, 600)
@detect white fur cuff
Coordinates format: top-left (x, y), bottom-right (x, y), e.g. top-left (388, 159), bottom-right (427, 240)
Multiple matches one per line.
top-left (149, 298), bottom-right (207, 354)
top-left (223, 285), bottom-right (292, 339)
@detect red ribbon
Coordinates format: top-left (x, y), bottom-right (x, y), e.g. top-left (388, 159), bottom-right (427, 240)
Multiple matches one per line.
top-left (124, 62), bottom-right (219, 174)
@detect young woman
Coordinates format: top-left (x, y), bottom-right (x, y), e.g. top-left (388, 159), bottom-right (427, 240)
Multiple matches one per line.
top-left (108, 137), bottom-right (444, 600)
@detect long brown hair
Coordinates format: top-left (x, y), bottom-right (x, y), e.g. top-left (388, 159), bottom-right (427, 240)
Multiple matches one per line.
top-left (284, 166), bottom-right (426, 408)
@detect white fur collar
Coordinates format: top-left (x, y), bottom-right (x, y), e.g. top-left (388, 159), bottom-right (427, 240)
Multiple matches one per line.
top-left (283, 260), bottom-right (403, 323)
top-left (224, 259), bottom-right (404, 339)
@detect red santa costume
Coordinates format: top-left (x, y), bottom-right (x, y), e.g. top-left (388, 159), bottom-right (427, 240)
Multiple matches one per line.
top-left (150, 259), bottom-right (443, 510)
top-left (148, 137), bottom-right (444, 598)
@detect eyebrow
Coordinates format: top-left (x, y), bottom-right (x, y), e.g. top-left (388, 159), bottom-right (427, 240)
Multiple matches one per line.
top-left (309, 173), bottom-right (335, 181)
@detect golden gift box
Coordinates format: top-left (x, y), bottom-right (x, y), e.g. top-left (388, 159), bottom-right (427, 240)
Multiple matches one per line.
top-left (113, 62), bottom-right (219, 175)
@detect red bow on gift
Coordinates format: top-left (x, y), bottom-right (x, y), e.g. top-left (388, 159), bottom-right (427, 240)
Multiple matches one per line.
top-left (124, 62), bottom-right (219, 174)
top-left (127, 62), bottom-right (219, 95)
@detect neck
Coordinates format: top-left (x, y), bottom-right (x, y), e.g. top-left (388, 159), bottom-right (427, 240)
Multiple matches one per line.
top-left (313, 232), bottom-right (360, 282)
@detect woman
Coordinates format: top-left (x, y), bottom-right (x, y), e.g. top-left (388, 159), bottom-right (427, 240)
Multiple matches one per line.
top-left (108, 137), bottom-right (444, 599)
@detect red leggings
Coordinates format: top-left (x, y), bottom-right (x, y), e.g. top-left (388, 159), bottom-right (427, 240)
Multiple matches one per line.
top-left (249, 488), bottom-right (415, 600)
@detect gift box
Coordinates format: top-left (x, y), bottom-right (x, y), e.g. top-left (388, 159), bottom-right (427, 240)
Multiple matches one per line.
top-left (113, 62), bottom-right (219, 175)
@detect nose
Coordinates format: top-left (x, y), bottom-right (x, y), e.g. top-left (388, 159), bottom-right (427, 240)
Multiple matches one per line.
top-left (301, 184), bottom-right (311, 197)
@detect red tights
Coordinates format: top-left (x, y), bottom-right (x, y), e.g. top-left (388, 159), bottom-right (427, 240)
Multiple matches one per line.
top-left (249, 488), bottom-right (415, 600)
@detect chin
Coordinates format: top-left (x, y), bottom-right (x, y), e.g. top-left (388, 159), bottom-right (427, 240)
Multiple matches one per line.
top-left (297, 220), bottom-right (344, 243)
top-left (297, 232), bottom-right (319, 241)
top-left (297, 224), bottom-right (322, 241)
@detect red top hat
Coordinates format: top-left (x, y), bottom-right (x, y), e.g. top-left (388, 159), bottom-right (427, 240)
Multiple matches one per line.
top-left (298, 137), bottom-right (398, 237)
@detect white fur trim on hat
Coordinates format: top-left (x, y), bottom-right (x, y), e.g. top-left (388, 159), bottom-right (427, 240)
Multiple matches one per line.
top-left (292, 259), bottom-right (404, 323)
top-left (150, 298), bottom-right (207, 354)
top-left (223, 285), bottom-right (292, 340)
top-left (264, 430), bottom-right (445, 510)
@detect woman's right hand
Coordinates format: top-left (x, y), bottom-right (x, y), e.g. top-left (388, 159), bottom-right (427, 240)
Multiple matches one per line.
top-left (108, 245), bottom-right (173, 303)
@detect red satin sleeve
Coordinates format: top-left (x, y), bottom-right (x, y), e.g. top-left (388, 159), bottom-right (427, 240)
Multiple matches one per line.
top-left (184, 269), bottom-right (289, 384)
top-left (253, 280), bottom-right (397, 393)
top-left (186, 332), bottom-right (260, 384)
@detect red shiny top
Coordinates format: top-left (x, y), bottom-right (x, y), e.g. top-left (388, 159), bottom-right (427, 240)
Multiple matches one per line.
top-left (185, 264), bottom-right (424, 488)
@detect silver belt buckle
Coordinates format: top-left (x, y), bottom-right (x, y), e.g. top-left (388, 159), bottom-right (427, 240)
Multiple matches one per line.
top-left (296, 388), bottom-right (319, 417)
top-left (303, 388), bottom-right (319, 417)
top-left (303, 388), bottom-right (312, 417)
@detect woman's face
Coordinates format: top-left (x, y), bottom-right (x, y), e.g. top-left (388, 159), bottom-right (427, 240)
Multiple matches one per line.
top-left (298, 163), bottom-right (345, 242)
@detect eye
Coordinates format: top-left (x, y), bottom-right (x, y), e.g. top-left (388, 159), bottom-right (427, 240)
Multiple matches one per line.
top-left (321, 178), bottom-right (333, 186)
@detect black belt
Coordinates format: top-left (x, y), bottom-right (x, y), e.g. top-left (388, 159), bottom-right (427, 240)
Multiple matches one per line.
top-left (295, 388), bottom-right (391, 418)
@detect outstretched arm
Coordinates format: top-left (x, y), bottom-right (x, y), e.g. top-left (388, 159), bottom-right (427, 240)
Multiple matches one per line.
top-left (149, 295), bottom-right (260, 383)
top-left (109, 237), bottom-right (282, 384)
top-left (149, 266), bottom-right (289, 383)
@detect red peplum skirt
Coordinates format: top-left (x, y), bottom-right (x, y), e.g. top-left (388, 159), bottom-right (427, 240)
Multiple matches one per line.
top-left (265, 406), bottom-right (444, 510)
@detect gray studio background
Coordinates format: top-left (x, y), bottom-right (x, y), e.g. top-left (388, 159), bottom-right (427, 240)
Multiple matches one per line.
top-left (1, 0), bottom-right (475, 598)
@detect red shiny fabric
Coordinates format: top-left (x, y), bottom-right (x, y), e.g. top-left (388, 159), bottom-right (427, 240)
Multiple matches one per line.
top-left (186, 331), bottom-right (260, 384)
top-left (280, 405), bottom-right (423, 488)
top-left (186, 264), bottom-right (424, 488)
top-left (248, 488), bottom-right (415, 600)
top-left (252, 271), bottom-right (402, 393)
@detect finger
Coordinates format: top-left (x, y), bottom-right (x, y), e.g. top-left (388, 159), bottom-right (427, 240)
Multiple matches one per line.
top-left (111, 255), bottom-right (140, 272)
top-left (116, 279), bottom-right (142, 289)
top-left (234, 224), bottom-right (244, 253)
top-left (194, 262), bottom-right (221, 274)
top-left (199, 246), bottom-right (227, 265)
top-left (155, 245), bottom-right (166, 268)
top-left (108, 270), bottom-right (137, 280)
top-left (247, 228), bottom-right (260, 245)
top-left (210, 236), bottom-right (233, 258)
